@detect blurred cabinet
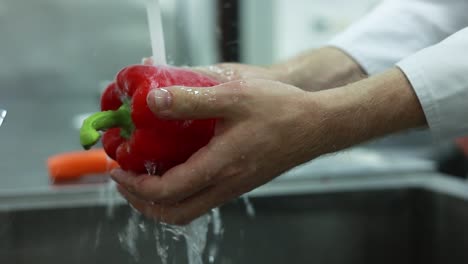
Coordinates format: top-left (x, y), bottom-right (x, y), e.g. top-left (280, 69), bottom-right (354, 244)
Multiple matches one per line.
top-left (240, 0), bottom-right (433, 151)
top-left (241, 0), bottom-right (381, 64)
top-left (0, 0), bottom-right (219, 190)
top-left (0, 0), bottom-right (218, 96)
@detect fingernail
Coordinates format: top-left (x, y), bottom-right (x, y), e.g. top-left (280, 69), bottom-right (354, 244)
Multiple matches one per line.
top-left (147, 88), bottom-right (172, 113)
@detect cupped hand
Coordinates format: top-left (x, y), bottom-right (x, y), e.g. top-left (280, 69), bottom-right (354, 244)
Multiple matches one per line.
top-left (111, 79), bottom-right (326, 225)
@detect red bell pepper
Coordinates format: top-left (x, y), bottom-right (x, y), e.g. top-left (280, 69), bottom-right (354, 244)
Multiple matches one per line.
top-left (80, 64), bottom-right (219, 174)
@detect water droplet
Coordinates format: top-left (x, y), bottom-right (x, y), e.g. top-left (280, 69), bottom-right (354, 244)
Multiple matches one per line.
top-left (224, 69), bottom-right (235, 81)
top-left (144, 161), bottom-right (159, 175)
top-left (208, 65), bottom-right (223, 74)
top-left (182, 120), bottom-right (193, 128)
top-left (242, 196), bottom-right (256, 218)
top-left (116, 205), bottom-right (223, 264)
top-left (138, 222), bottom-right (147, 232)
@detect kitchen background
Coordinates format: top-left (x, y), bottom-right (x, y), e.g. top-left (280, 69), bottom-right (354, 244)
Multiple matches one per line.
top-left (2, 1), bottom-right (468, 264)
top-left (1, 0), bottom-right (444, 191)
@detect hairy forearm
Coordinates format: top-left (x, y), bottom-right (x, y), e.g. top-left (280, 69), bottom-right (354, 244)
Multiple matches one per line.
top-left (309, 67), bottom-right (427, 154)
top-left (272, 47), bottom-right (368, 92)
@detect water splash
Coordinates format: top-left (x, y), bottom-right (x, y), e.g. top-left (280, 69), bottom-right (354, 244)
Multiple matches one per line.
top-left (182, 120), bottom-right (194, 128)
top-left (207, 208), bottom-right (223, 263)
top-left (0, 108), bottom-right (6, 128)
top-left (154, 225), bottom-right (169, 264)
top-left (206, 66), bottom-right (236, 81)
top-left (118, 208), bottom-right (223, 263)
top-left (154, 210), bottom-right (219, 264)
top-left (242, 195), bottom-right (256, 218)
top-left (118, 209), bottom-right (141, 260)
top-left (211, 208), bottom-right (223, 236)
top-left (182, 215), bottom-right (211, 264)
top-left (102, 180), bottom-right (117, 218)
top-left (144, 161), bottom-right (160, 175)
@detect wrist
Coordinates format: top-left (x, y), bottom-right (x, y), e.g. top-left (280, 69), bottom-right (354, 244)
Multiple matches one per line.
top-left (307, 68), bottom-right (427, 155)
top-left (271, 47), bottom-right (368, 91)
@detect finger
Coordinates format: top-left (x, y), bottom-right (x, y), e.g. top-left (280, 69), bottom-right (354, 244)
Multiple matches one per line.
top-left (146, 81), bottom-right (246, 120)
top-left (117, 184), bottom-right (160, 218)
top-left (161, 186), bottom-right (222, 225)
top-left (119, 184), bottom-right (219, 225)
top-left (155, 163), bottom-right (259, 225)
top-left (191, 66), bottom-right (228, 83)
top-left (118, 182), bottom-right (217, 226)
top-left (120, 172), bottom-right (247, 225)
top-left (111, 168), bottom-right (166, 201)
top-left (144, 182), bottom-right (238, 225)
top-left (110, 146), bottom-right (226, 203)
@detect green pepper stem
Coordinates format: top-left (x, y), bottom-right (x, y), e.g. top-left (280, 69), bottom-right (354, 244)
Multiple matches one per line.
top-left (80, 103), bottom-right (133, 150)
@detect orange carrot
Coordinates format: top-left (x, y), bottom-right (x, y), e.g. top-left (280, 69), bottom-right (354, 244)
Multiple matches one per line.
top-left (47, 149), bottom-right (119, 182)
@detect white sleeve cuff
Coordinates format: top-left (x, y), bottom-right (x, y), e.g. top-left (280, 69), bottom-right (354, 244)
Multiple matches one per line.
top-left (396, 61), bottom-right (442, 141)
top-left (397, 27), bottom-right (468, 141)
top-left (329, 0), bottom-right (468, 75)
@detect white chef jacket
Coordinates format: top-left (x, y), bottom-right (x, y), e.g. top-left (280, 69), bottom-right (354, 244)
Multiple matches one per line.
top-left (329, 0), bottom-right (468, 141)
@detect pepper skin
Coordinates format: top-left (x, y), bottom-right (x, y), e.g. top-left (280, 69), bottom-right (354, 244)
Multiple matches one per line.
top-left (80, 64), bottom-right (218, 174)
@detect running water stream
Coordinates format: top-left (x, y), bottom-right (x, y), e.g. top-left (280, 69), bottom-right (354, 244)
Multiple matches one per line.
top-left (114, 2), bottom-right (226, 262)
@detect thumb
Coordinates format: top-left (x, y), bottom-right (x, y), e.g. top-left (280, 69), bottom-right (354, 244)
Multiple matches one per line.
top-left (146, 84), bottom-right (240, 120)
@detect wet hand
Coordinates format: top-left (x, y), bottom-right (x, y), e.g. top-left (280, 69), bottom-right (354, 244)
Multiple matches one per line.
top-left (111, 79), bottom-right (325, 225)
top-left (192, 63), bottom-right (286, 84)
top-left (143, 57), bottom-right (282, 83)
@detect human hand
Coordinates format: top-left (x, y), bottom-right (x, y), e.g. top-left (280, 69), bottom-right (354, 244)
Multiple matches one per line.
top-left (192, 63), bottom-right (286, 83)
top-left (110, 68), bottom-right (425, 225)
top-left (143, 46), bottom-right (368, 93)
top-left (110, 79), bottom-right (325, 225)
top-left (142, 56), bottom-right (282, 83)
top-left (191, 48), bottom-right (368, 92)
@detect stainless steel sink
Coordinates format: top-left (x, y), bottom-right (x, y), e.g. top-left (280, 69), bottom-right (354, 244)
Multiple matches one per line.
top-left (1, 173), bottom-right (468, 264)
